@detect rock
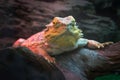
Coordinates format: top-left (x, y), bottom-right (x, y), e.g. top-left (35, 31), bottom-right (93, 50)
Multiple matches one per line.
top-left (88, 0), bottom-right (120, 42)
top-left (0, 27), bottom-right (18, 38)
top-left (79, 14), bottom-right (117, 42)
top-left (115, 31), bottom-right (120, 41)
top-left (0, 42), bottom-right (120, 80)
top-left (0, 47), bottom-right (65, 80)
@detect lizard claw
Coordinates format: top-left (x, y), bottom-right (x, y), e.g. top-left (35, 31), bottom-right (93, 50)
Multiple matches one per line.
top-left (102, 42), bottom-right (113, 46)
top-left (44, 56), bottom-right (56, 64)
top-left (97, 43), bottom-right (104, 48)
top-left (88, 40), bottom-right (113, 49)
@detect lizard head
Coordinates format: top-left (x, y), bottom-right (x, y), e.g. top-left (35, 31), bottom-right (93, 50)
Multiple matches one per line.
top-left (44, 16), bottom-right (83, 48)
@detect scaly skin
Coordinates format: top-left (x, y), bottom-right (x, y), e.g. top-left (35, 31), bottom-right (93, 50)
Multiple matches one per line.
top-left (13, 16), bottom-right (113, 63)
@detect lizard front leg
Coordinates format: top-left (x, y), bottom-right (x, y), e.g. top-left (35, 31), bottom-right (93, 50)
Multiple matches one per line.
top-left (27, 46), bottom-right (56, 64)
top-left (77, 38), bottom-right (113, 49)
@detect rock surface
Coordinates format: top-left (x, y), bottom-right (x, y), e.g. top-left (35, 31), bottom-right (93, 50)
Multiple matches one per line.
top-left (0, 42), bottom-right (120, 80)
top-left (88, 0), bottom-right (120, 41)
top-left (0, 47), bottom-right (65, 80)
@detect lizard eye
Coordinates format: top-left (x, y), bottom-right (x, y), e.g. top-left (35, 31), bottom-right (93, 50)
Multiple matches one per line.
top-left (53, 22), bottom-right (56, 24)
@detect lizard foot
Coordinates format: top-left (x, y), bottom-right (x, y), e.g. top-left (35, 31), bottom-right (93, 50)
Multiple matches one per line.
top-left (44, 55), bottom-right (56, 64)
top-left (13, 38), bottom-right (25, 47)
top-left (87, 40), bottom-right (113, 49)
top-left (101, 42), bottom-right (113, 46)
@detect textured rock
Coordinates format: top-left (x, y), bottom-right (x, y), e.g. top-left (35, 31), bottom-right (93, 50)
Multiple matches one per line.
top-left (79, 14), bottom-right (117, 42)
top-left (0, 42), bottom-right (120, 80)
top-left (88, 0), bottom-right (120, 41)
top-left (0, 47), bottom-right (65, 80)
